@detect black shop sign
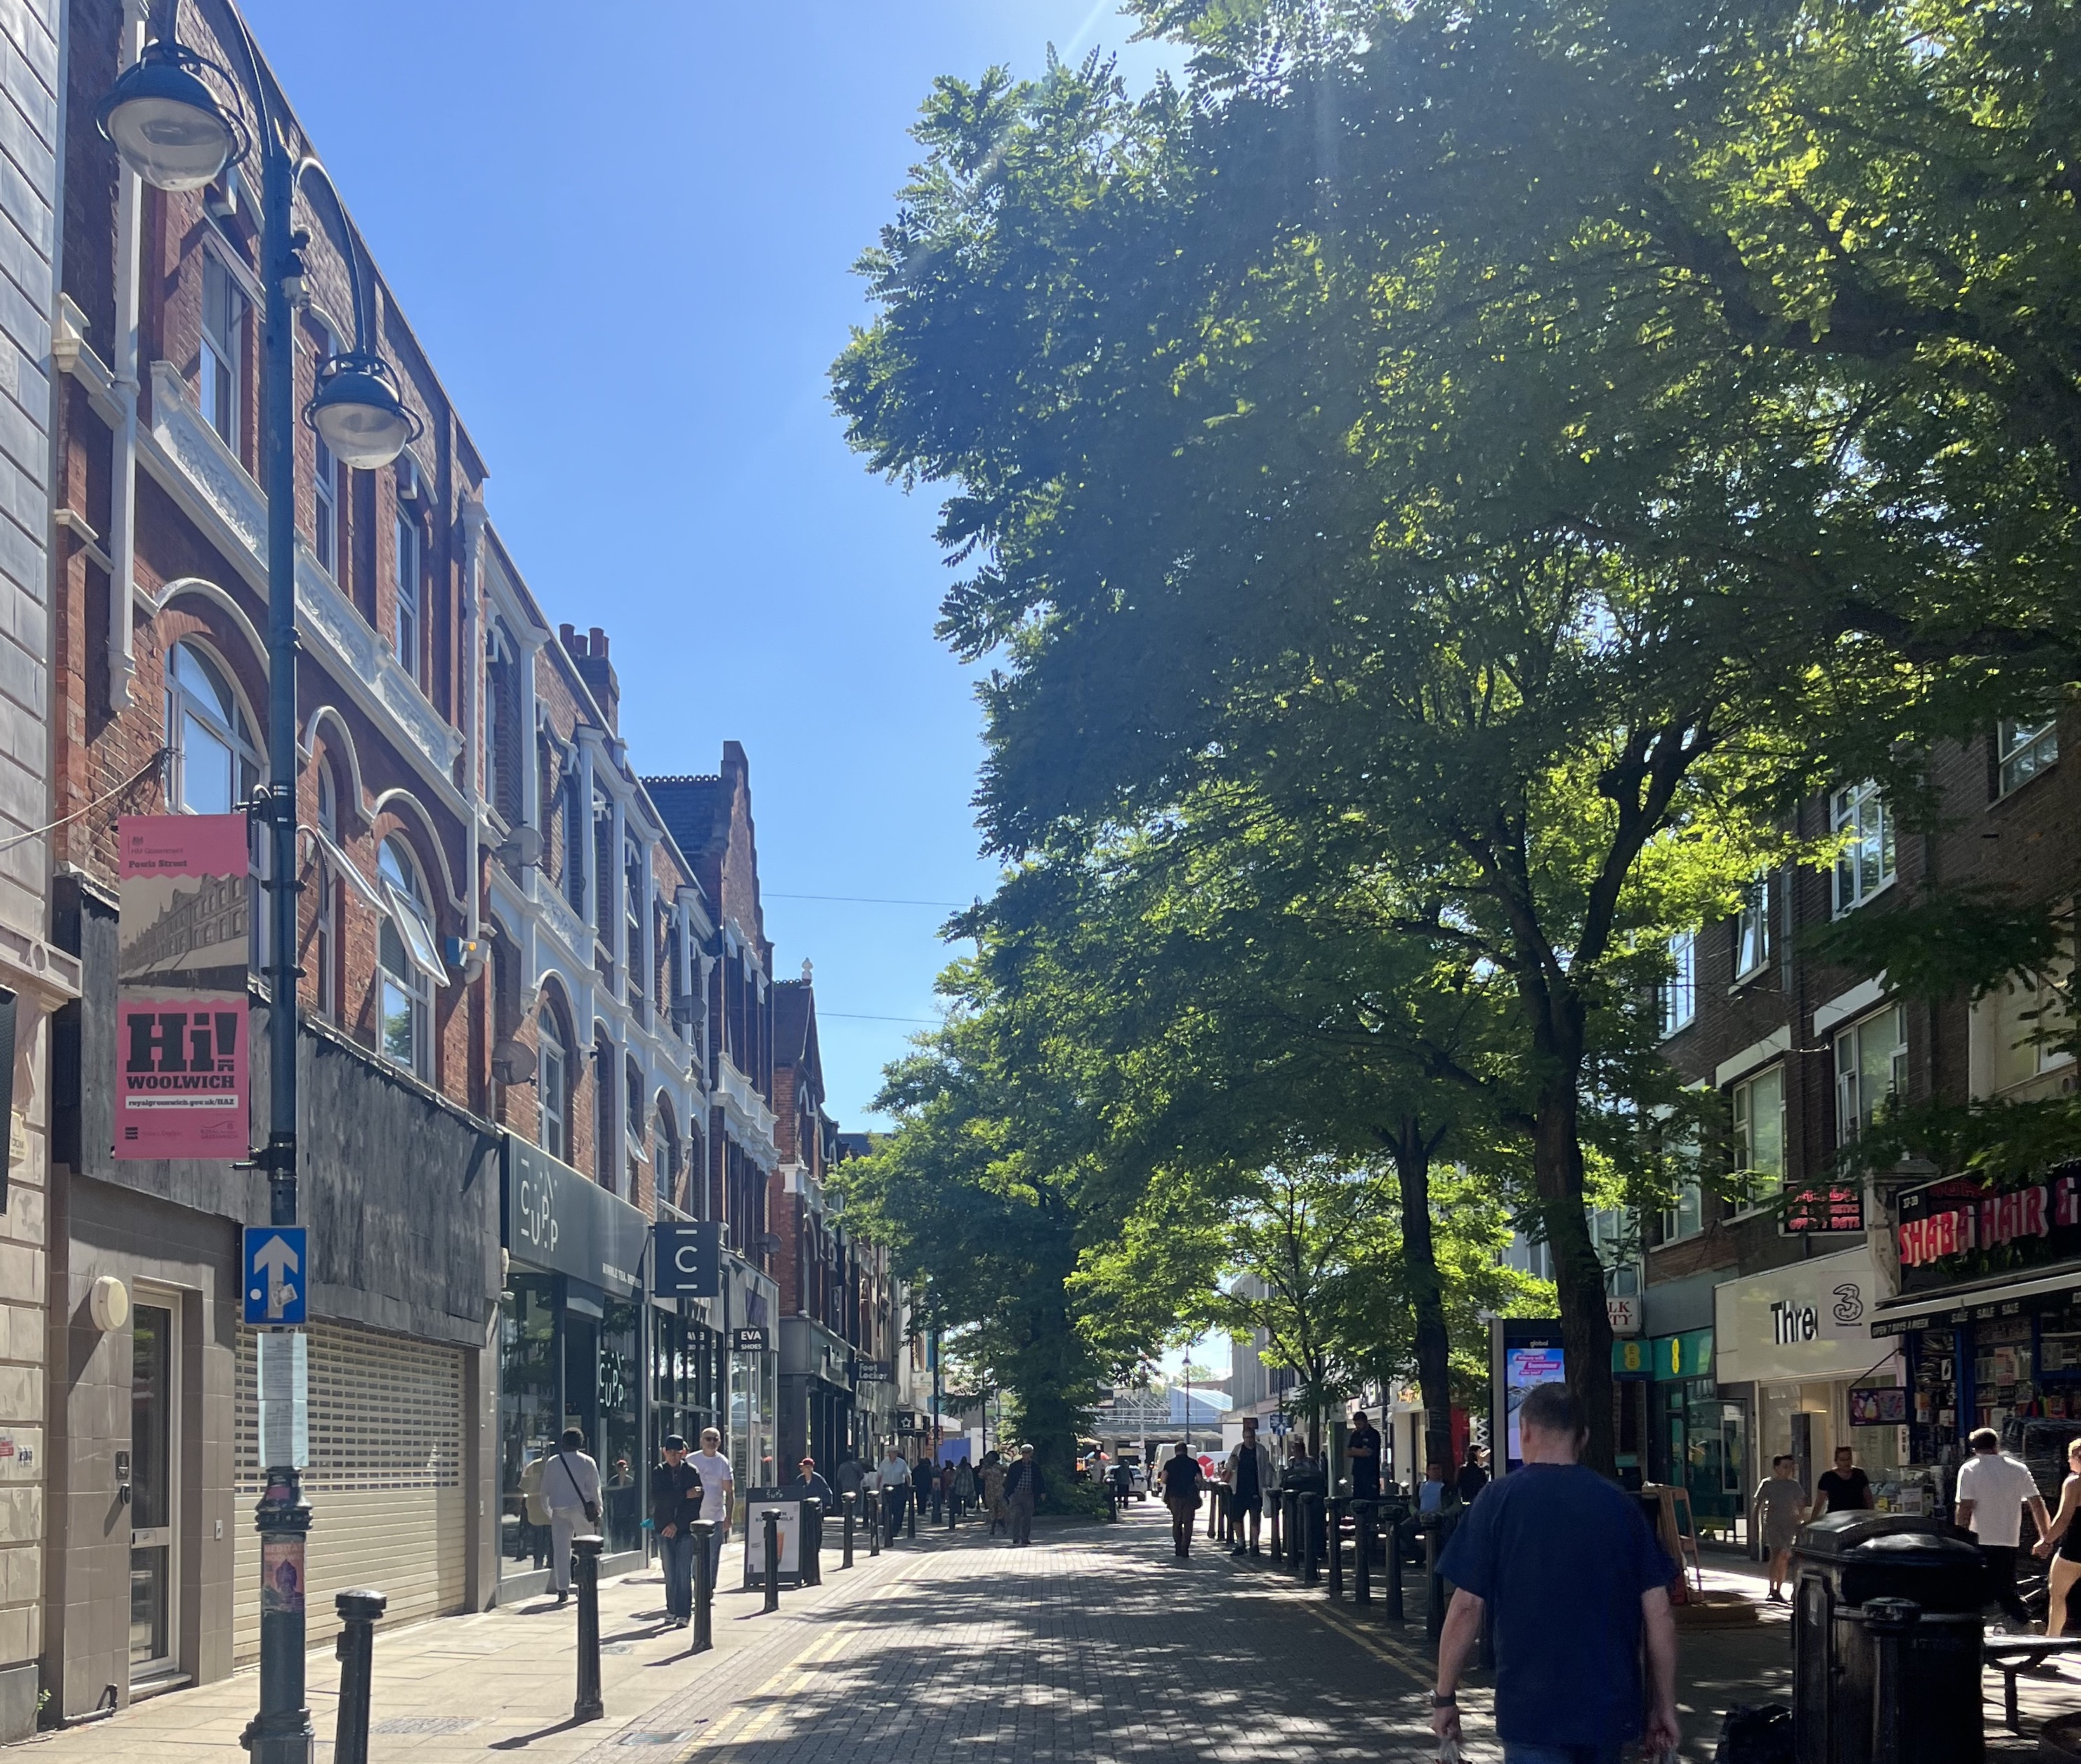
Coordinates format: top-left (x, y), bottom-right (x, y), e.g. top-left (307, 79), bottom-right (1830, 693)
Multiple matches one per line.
top-left (502, 1135), bottom-right (650, 1294)
top-left (1895, 1165), bottom-right (2081, 1296)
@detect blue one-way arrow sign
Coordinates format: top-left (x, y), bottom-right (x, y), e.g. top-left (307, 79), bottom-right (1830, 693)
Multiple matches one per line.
top-left (242, 1226), bottom-right (307, 1327)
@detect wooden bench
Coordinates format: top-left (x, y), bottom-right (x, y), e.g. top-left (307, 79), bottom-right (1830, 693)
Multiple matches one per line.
top-left (1984, 1635), bottom-right (2081, 1732)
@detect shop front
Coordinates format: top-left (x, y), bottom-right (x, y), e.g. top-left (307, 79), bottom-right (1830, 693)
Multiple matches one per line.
top-left (498, 1135), bottom-right (652, 1593)
top-left (1715, 1246), bottom-right (1899, 1541)
top-left (723, 1253), bottom-right (782, 1511)
top-left (1629, 1328), bottom-right (1744, 1541)
top-left (1870, 1165), bottom-right (2081, 1516)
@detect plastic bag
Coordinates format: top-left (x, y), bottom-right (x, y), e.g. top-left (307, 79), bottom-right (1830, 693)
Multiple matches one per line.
top-left (1434, 1742), bottom-right (1463, 1764)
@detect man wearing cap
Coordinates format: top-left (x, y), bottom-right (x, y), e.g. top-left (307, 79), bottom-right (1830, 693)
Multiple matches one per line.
top-left (650, 1435), bottom-right (705, 1628)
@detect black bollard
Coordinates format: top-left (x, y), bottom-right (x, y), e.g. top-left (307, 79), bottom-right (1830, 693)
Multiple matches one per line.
top-left (801, 1499), bottom-right (822, 1587)
top-left (1289, 1491), bottom-right (1305, 1576)
top-left (841, 1492), bottom-right (856, 1569)
top-left (1269, 1492), bottom-right (1282, 1563)
top-left (1303, 1493), bottom-right (1322, 1586)
top-left (572, 1535), bottom-right (605, 1722)
top-left (1385, 1509), bottom-right (1405, 1623)
top-left (1327, 1496), bottom-right (1345, 1600)
top-left (948, 1485), bottom-right (957, 1531)
top-left (331, 1588), bottom-right (386, 1764)
top-left (907, 1488), bottom-right (917, 1539)
top-left (1353, 1502), bottom-right (1373, 1605)
top-left (1424, 1525), bottom-right (1445, 1643)
top-left (688, 1520), bottom-right (716, 1653)
top-left (869, 1493), bottom-right (882, 1555)
top-left (761, 1509), bottom-right (782, 1613)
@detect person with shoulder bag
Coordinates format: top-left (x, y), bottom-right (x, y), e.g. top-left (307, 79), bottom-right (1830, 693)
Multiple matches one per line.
top-left (544, 1426), bottom-right (603, 1605)
top-left (1160, 1441), bottom-right (1204, 1560)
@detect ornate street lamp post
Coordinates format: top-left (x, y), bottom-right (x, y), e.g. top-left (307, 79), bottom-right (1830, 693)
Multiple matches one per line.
top-left (98, 6), bottom-right (419, 1759)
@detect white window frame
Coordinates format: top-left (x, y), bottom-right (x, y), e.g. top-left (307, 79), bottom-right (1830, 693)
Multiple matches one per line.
top-left (313, 430), bottom-right (339, 578)
top-left (164, 640), bottom-right (258, 818)
top-left (1998, 716), bottom-right (2059, 797)
top-left (1831, 781), bottom-right (1896, 916)
top-left (1735, 876), bottom-right (1771, 981)
top-left (199, 251), bottom-right (244, 452)
top-left (539, 1008), bottom-right (569, 1164)
top-left (1730, 1063), bottom-right (1786, 1213)
top-left (376, 837), bottom-right (439, 1082)
top-left (315, 767), bottom-right (339, 1022)
top-left (1661, 930), bottom-right (1698, 1039)
top-left (393, 512), bottom-right (421, 683)
top-left (1834, 1003), bottom-right (1907, 1146)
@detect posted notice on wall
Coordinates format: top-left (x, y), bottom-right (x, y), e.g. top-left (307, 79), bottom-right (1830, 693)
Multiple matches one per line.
top-left (115, 814), bottom-right (249, 1159)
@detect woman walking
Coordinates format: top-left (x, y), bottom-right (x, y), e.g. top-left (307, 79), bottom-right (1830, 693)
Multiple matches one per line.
top-left (1160, 1441), bottom-right (1204, 1560)
top-left (981, 1450), bottom-right (1008, 1536)
top-left (2033, 1437), bottom-right (2081, 1633)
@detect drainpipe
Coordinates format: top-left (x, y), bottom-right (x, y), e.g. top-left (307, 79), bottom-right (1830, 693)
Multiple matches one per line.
top-left (107, 0), bottom-right (147, 709)
top-left (458, 493), bottom-right (487, 951)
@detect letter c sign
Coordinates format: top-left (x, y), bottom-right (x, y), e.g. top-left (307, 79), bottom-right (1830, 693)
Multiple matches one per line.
top-left (652, 1220), bottom-right (721, 1299)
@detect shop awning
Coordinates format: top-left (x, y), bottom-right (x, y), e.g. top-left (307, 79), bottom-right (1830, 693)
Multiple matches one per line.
top-left (1869, 1265), bottom-right (2081, 1335)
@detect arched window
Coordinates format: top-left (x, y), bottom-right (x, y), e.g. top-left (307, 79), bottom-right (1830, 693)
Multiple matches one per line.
top-left (315, 766), bottom-right (340, 1020)
top-left (376, 837), bottom-right (441, 1080)
top-left (625, 1057), bottom-right (645, 1198)
top-left (593, 1033), bottom-right (617, 1190)
top-left (654, 1100), bottom-right (680, 1218)
top-left (538, 1000), bottom-right (570, 1164)
top-left (165, 640), bottom-right (258, 816)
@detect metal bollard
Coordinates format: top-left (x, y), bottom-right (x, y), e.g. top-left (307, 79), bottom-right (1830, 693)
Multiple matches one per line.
top-left (869, 1494), bottom-right (883, 1555)
top-left (1424, 1525), bottom-right (1445, 1643)
top-left (1386, 1511), bottom-right (1405, 1623)
top-left (1303, 1493), bottom-right (1322, 1586)
top-left (841, 1492), bottom-right (856, 1569)
top-left (572, 1535), bottom-right (605, 1722)
top-left (1284, 1492), bottom-right (1301, 1574)
top-left (907, 1489), bottom-right (917, 1539)
top-left (1269, 1492), bottom-right (1282, 1563)
top-left (331, 1588), bottom-right (386, 1764)
top-left (1327, 1496), bottom-right (1346, 1600)
top-left (802, 1499), bottom-right (822, 1587)
top-left (948, 1485), bottom-right (957, 1531)
top-left (761, 1509), bottom-right (782, 1612)
top-left (689, 1520), bottom-right (716, 1653)
top-left (1353, 1502), bottom-right (1373, 1605)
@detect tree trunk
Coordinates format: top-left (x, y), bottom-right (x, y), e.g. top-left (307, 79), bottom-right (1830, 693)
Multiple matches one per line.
top-left (1533, 1084), bottom-right (1618, 1477)
top-left (1389, 1118), bottom-right (1455, 1475)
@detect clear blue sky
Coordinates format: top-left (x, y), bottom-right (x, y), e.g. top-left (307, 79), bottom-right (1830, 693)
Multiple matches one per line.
top-left (237, 4), bottom-right (1179, 1126)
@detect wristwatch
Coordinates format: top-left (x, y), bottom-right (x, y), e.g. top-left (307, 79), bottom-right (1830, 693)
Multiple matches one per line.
top-left (1432, 1692), bottom-right (1457, 1707)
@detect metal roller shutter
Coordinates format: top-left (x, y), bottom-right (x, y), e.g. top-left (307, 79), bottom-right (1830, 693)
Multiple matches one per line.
top-left (235, 1323), bottom-right (466, 1665)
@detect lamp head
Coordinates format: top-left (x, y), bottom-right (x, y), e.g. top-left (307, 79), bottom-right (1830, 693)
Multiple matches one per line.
top-left (98, 40), bottom-right (244, 192)
top-left (306, 353), bottom-right (420, 470)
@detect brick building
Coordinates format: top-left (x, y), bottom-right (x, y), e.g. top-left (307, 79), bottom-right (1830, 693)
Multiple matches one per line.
top-left (1643, 711), bottom-right (2077, 1539)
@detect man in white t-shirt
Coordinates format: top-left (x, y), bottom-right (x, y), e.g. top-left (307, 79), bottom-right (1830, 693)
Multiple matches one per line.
top-left (876, 1448), bottom-right (912, 1543)
top-left (688, 1427), bottom-right (735, 1585)
top-left (1955, 1426), bottom-right (2051, 1627)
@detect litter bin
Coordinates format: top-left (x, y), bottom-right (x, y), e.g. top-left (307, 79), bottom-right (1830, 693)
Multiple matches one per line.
top-left (1791, 1511), bottom-right (1985, 1764)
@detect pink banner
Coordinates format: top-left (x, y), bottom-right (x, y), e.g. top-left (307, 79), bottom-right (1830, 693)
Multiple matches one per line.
top-left (115, 814), bottom-right (250, 1159)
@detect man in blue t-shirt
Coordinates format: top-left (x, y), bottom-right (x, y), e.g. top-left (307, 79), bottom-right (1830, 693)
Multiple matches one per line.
top-left (1433, 1381), bottom-right (1680, 1764)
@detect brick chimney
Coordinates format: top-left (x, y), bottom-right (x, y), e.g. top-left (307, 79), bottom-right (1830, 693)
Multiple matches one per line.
top-left (558, 623), bottom-right (620, 733)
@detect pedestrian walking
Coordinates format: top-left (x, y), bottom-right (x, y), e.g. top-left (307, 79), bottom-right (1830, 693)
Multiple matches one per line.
top-left (1753, 1454), bottom-right (1807, 1602)
top-left (1813, 1445), bottom-right (1872, 1515)
top-left (650, 1434), bottom-right (704, 1628)
top-left (1223, 1417), bottom-right (1274, 1556)
top-left (954, 1455), bottom-right (978, 1518)
top-left (2032, 1437), bottom-right (2081, 1635)
top-left (1346, 1409), bottom-right (1383, 1502)
top-left (1004, 1442), bottom-right (1044, 1546)
top-left (1455, 1443), bottom-right (1490, 1507)
top-left (1433, 1381), bottom-right (1681, 1764)
top-left (1160, 1440), bottom-right (1204, 1560)
top-left (930, 1459), bottom-right (949, 1523)
top-left (834, 1452), bottom-right (865, 1509)
top-left (542, 1426), bottom-right (603, 1606)
top-left (518, 1443), bottom-right (552, 1567)
top-left (982, 1449), bottom-right (1009, 1536)
top-left (787, 1456), bottom-right (834, 1508)
top-left (688, 1426), bottom-right (735, 1586)
top-left (877, 1444), bottom-right (912, 1542)
top-left (911, 1454), bottom-right (933, 1524)
top-left (1956, 1425), bottom-right (2052, 1628)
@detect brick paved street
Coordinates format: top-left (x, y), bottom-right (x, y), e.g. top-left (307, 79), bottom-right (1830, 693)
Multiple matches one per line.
top-left (12, 1500), bottom-right (2081, 1761)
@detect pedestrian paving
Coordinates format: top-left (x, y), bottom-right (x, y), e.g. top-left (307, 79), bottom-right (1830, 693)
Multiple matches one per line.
top-left (11, 1499), bottom-right (2081, 1761)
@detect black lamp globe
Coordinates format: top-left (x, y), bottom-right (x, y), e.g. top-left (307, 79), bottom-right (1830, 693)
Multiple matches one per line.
top-left (98, 46), bottom-right (237, 192)
top-left (307, 358), bottom-right (416, 470)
